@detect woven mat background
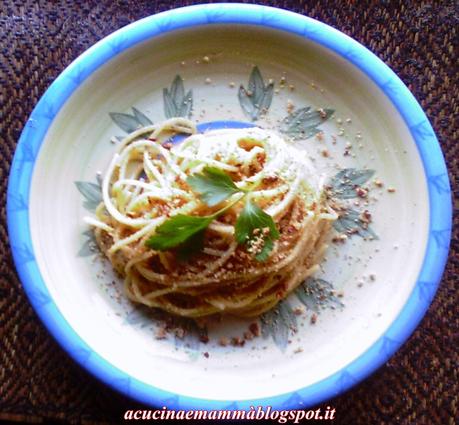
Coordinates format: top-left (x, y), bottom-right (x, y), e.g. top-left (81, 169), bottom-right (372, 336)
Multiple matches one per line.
top-left (0, 1), bottom-right (457, 424)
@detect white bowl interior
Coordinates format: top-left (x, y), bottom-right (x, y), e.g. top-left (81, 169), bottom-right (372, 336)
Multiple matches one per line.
top-left (29, 25), bottom-right (428, 400)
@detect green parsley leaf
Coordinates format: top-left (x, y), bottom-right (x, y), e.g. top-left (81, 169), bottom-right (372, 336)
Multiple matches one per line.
top-left (176, 228), bottom-right (207, 261)
top-left (147, 170), bottom-right (279, 261)
top-left (255, 238), bottom-right (275, 262)
top-left (187, 166), bottom-right (242, 207)
top-left (145, 214), bottom-right (213, 251)
top-left (235, 199), bottom-right (280, 261)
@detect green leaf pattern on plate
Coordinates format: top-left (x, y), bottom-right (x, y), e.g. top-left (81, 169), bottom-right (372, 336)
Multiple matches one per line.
top-left (261, 300), bottom-right (297, 352)
top-left (333, 208), bottom-right (378, 239)
top-left (163, 75), bottom-right (193, 119)
top-left (124, 305), bottom-right (207, 352)
top-left (131, 107), bottom-right (153, 126)
top-left (296, 277), bottom-right (344, 311)
top-left (77, 229), bottom-right (97, 257)
top-left (238, 66), bottom-right (274, 121)
top-left (280, 106), bottom-right (334, 139)
top-left (109, 107), bottom-right (153, 133)
top-left (124, 304), bottom-right (154, 328)
top-left (328, 168), bottom-right (378, 239)
top-left (75, 181), bottom-right (102, 211)
top-left (76, 180), bottom-right (102, 256)
top-left (328, 168), bottom-right (375, 199)
top-left (171, 316), bottom-right (208, 351)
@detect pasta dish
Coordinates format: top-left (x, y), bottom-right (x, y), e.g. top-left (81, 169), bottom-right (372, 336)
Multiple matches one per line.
top-left (85, 118), bottom-right (336, 318)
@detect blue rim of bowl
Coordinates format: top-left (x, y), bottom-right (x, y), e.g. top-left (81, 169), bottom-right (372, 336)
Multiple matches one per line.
top-left (7, 3), bottom-right (452, 411)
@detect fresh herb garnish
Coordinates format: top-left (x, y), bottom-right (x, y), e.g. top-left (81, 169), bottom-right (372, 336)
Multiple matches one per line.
top-left (235, 199), bottom-right (280, 261)
top-left (186, 167), bottom-right (243, 207)
top-left (146, 215), bottom-right (213, 251)
top-left (175, 228), bottom-right (207, 261)
top-left (146, 166), bottom-right (278, 261)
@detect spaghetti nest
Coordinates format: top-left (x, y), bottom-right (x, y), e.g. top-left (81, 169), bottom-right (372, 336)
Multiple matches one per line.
top-left (88, 118), bottom-right (336, 318)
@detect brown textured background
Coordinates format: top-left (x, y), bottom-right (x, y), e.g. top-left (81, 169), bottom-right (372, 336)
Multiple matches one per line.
top-left (0, 1), bottom-right (457, 424)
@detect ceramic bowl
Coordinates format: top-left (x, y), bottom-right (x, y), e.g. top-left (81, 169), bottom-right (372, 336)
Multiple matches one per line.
top-left (7, 4), bottom-right (451, 410)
